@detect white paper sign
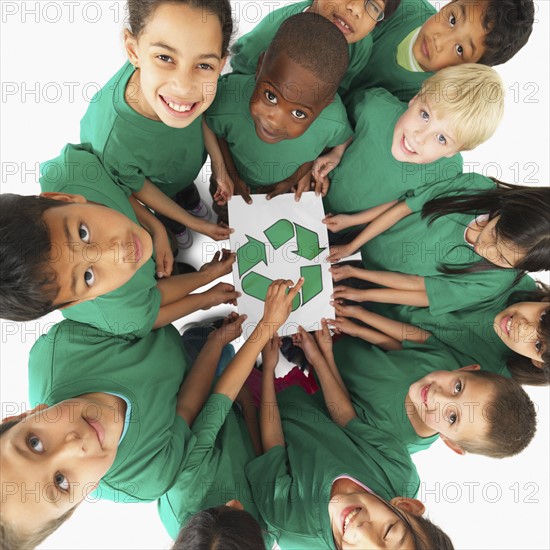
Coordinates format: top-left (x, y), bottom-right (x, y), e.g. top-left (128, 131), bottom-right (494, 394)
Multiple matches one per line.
top-left (229, 193), bottom-right (334, 337)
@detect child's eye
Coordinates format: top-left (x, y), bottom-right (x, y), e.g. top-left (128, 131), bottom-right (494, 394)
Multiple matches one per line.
top-left (454, 381), bottom-right (462, 394)
top-left (420, 110), bottom-right (429, 122)
top-left (157, 54), bottom-right (173, 64)
top-left (535, 340), bottom-right (542, 353)
top-left (264, 91), bottom-right (277, 104)
top-left (292, 109), bottom-right (307, 120)
top-left (79, 223), bottom-right (90, 243)
top-left (28, 435), bottom-right (44, 453)
top-left (455, 44), bottom-right (464, 56)
top-left (448, 411), bottom-right (458, 425)
top-left (55, 472), bottom-right (70, 492)
top-left (197, 63), bottom-right (213, 71)
top-left (437, 134), bottom-right (447, 145)
top-left (384, 523), bottom-right (395, 540)
top-left (84, 268), bottom-right (95, 288)
top-left (449, 13), bottom-right (456, 27)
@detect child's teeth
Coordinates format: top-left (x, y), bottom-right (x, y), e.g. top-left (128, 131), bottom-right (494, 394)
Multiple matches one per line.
top-left (336, 17), bottom-right (350, 30)
top-left (343, 508), bottom-right (360, 533)
top-left (167, 100), bottom-right (193, 112)
top-left (507, 317), bottom-right (512, 334)
top-left (404, 136), bottom-right (415, 153)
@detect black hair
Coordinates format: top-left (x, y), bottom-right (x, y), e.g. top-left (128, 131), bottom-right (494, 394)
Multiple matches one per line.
top-left (127, 0), bottom-right (233, 55)
top-left (264, 12), bottom-right (350, 98)
top-left (378, 0), bottom-right (401, 23)
top-left (505, 282), bottom-right (550, 386)
top-left (173, 506), bottom-right (265, 550)
top-left (0, 194), bottom-right (69, 322)
top-left (421, 182), bottom-right (550, 276)
top-left (478, 0), bottom-right (535, 66)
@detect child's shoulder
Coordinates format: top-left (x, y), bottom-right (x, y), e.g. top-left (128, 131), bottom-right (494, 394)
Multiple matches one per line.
top-left (348, 87), bottom-right (405, 124)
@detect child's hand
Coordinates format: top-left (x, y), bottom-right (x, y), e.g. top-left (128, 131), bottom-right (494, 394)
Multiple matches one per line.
top-left (329, 263), bottom-right (357, 282)
top-left (266, 179), bottom-right (295, 201)
top-left (292, 326), bottom-right (324, 366)
top-left (313, 318), bottom-right (334, 358)
top-left (331, 300), bottom-right (364, 322)
top-left (210, 312), bottom-right (246, 345)
top-left (202, 282), bottom-right (241, 309)
top-left (200, 220), bottom-right (234, 241)
top-left (322, 213), bottom-right (353, 233)
top-left (332, 285), bottom-right (367, 303)
top-left (199, 249), bottom-right (236, 279)
top-left (152, 225), bottom-right (174, 278)
top-left (327, 316), bottom-right (363, 338)
top-left (261, 278), bottom-right (304, 330)
top-left (234, 177), bottom-right (253, 205)
top-left (326, 244), bottom-right (354, 263)
top-left (293, 171), bottom-right (313, 201)
top-left (261, 333), bottom-right (281, 373)
top-left (213, 174), bottom-right (235, 206)
top-left (312, 151), bottom-right (339, 182)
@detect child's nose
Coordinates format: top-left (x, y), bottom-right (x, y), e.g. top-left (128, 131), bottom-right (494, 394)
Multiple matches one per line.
top-left (346, 0), bottom-right (362, 17)
top-left (172, 69), bottom-right (195, 95)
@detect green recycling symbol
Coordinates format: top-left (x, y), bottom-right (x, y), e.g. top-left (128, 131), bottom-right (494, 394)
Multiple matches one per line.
top-left (236, 220), bottom-right (326, 311)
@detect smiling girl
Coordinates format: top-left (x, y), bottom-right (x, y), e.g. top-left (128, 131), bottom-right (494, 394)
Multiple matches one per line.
top-left (80, 0), bottom-right (234, 264)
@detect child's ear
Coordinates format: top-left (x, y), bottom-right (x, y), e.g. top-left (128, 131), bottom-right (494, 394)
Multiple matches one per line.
top-left (390, 497), bottom-right (426, 517)
top-left (440, 434), bottom-right (466, 455)
top-left (124, 28), bottom-right (140, 67)
top-left (256, 52), bottom-right (266, 79)
top-left (40, 192), bottom-right (87, 204)
top-left (2, 404), bottom-right (48, 424)
top-left (457, 364), bottom-right (481, 372)
top-left (408, 94), bottom-right (418, 107)
top-left (531, 359), bottom-right (545, 369)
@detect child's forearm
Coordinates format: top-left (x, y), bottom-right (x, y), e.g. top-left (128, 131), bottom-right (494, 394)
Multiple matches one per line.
top-left (236, 386), bottom-right (262, 456)
top-left (203, 118), bottom-right (226, 177)
top-left (360, 288), bottom-right (430, 307)
top-left (311, 358), bottom-right (356, 427)
top-left (348, 201), bottom-right (412, 252)
top-left (128, 195), bottom-right (163, 235)
top-left (260, 370), bottom-right (285, 451)
top-left (176, 336), bottom-right (225, 426)
top-left (156, 272), bottom-right (219, 307)
top-left (153, 292), bottom-right (216, 329)
top-left (355, 325), bottom-right (403, 350)
top-left (357, 309), bottom-right (431, 344)
top-left (349, 269), bottom-right (426, 292)
top-left (330, 136), bottom-right (353, 163)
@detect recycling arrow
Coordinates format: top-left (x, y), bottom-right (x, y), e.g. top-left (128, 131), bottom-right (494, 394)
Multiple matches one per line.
top-left (242, 272), bottom-right (301, 311)
top-left (292, 224), bottom-right (325, 260)
top-left (264, 219), bottom-right (294, 249)
top-left (300, 265), bottom-right (323, 305)
top-left (237, 235), bottom-right (268, 277)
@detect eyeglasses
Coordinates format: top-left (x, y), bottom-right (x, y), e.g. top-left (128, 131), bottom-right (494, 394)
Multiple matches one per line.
top-left (365, 0), bottom-right (385, 22)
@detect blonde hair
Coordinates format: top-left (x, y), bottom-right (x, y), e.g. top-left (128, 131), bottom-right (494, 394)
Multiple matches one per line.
top-left (418, 64), bottom-right (505, 150)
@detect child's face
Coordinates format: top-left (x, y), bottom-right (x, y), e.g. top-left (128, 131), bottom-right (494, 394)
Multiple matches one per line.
top-left (494, 302), bottom-right (547, 362)
top-left (0, 397), bottom-right (122, 533)
top-left (408, 368), bottom-right (491, 449)
top-left (250, 53), bottom-right (333, 143)
top-left (391, 95), bottom-right (462, 164)
top-left (124, 3), bottom-right (226, 128)
top-left (329, 490), bottom-right (424, 549)
top-left (311, 0), bottom-right (385, 43)
top-left (471, 215), bottom-right (525, 268)
top-left (413, 0), bottom-right (488, 72)
top-left (40, 193), bottom-right (153, 307)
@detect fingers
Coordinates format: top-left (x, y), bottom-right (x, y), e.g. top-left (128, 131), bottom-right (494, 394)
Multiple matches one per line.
top-left (240, 185), bottom-right (253, 204)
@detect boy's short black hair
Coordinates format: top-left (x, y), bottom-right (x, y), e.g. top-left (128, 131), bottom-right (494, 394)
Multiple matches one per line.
top-left (0, 194), bottom-right (65, 322)
top-left (479, 0), bottom-right (534, 66)
top-left (264, 12), bottom-right (349, 97)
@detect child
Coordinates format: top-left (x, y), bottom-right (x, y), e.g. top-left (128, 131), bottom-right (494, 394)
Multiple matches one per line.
top-left (230, 0), bottom-right (401, 99)
top-left (293, 323), bottom-right (537, 456)
top-left (329, 184), bottom-right (549, 315)
top-left (0, 145), bottom-right (239, 338)
top-left (247, 333), bottom-right (454, 549)
top-left (331, 276), bottom-right (550, 386)
top-left (206, 12), bottom-right (353, 216)
top-left (0, 313), bottom-right (245, 547)
top-left (323, 64), bottom-right (504, 244)
top-left (361, 0), bottom-right (535, 101)
top-left (158, 279), bottom-right (303, 547)
top-left (80, 0), bottom-right (233, 254)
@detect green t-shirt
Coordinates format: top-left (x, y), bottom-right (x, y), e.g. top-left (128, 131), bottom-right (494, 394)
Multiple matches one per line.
top-left (360, 174), bottom-right (521, 315)
top-left (206, 73), bottom-right (353, 189)
top-left (28, 320), bottom-right (194, 502)
top-left (80, 62), bottom-right (206, 197)
top-left (332, 336), bottom-right (468, 454)
top-left (369, 274), bottom-right (538, 377)
top-left (157, 393), bottom-right (272, 545)
top-left (230, 0), bottom-right (374, 99)
top-left (324, 89), bottom-right (462, 215)
top-left (245, 386), bottom-right (419, 549)
top-left (39, 144), bottom-right (161, 338)
top-left (364, 0), bottom-right (436, 101)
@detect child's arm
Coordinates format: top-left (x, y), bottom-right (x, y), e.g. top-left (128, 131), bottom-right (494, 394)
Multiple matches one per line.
top-left (128, 195), bottom-right (174, 278)
top-left (311, 136), bottom-right (353, 183)
top-left (218, 137), bottom-right (253, 204)
top-left (265, 161), bottom-right (315, 202)
top-left (260, 335), bottom-right (286, 451)
top-left (322, 200), bottom-right (399, 234)
top-left (329, 315), bottom-right (403, 351)
top-left (176, 313), bottom-right (245, 426)
top-left (331, 301), bottom-right (431, 347)
top-left (235, 385), bottom-right (262, 456)
top-left (327, 201), bottom-right (413, 262)
top-left (203, 118), bottom-right (235, 206)
top-left (134, 180), bottom-right (233, 241)
top-left (294, 326), bottom-right (357, 427)
top-left (213, 278), bottom-right (304, 401)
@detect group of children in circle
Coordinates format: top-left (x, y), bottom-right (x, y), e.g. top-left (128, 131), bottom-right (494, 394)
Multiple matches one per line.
top-left (0, 0), bottom-right (548, 548)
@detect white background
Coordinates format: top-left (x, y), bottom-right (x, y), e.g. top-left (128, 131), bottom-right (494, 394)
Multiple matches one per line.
top-left (0, 1), bottom-right (548, 548)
